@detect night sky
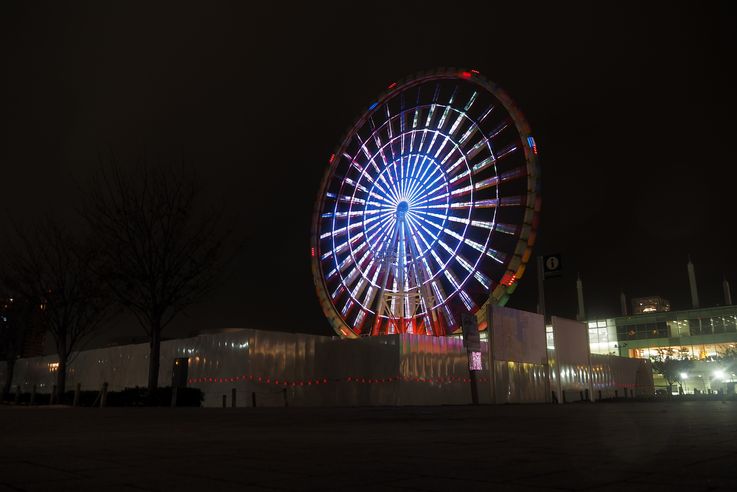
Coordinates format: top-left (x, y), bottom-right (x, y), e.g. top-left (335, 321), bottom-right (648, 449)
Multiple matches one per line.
top-left (2, 2), bottom-right (736, 343)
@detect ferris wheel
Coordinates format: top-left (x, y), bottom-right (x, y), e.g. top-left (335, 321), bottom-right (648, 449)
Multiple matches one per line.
top-left (312, 68), bottom-right (540, 338)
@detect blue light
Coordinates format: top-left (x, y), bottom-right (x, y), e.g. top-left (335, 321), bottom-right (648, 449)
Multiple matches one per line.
top-left (368, 102), bottom-right (378, 111)
top-left (527, 136), bottom-right (535, 148)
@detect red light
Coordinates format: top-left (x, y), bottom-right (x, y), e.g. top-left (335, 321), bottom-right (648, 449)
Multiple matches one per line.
top-left (471, 69), bottom-right (479, 74)
top-left (501, 271), bottom-right (517, 287)
top-left (311, 247), bottom-right (315, 257)
top-left (460, 71), bottom-right (472, 79)
top-left (387, 82), bottom-right (397, 89)
top-left (328, 153), bottom-right (335, 164)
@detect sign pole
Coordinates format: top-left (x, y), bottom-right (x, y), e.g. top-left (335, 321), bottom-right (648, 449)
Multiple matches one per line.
top-left (540, 253), bottom-right (562, 403)
top-left (487, 304), bottom-right (497, 404)
top-left (537, 256), bottom-right (546, 321)
top-left (461, 312), bottom-right (481, 405)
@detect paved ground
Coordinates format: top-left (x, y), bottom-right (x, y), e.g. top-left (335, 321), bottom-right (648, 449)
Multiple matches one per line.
top-left (1, 401), bottom-right (736, 491)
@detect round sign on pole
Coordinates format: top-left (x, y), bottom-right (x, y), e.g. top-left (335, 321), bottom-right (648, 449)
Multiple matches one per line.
top-left (543, 254), bottom-right (562, 278)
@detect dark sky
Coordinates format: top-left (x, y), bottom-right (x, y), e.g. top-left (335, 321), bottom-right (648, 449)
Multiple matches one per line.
top-left (2, 1), bottom-right (736, 342)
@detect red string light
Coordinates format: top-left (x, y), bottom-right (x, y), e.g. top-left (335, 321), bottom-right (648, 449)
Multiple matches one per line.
top-left (190, 373), bottom-right (484, 386)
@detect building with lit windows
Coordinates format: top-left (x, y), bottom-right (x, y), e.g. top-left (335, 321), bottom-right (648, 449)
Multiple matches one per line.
top-left (587, 305), bottom-right (737, 394)
top-left (631, 296), bottom-right (671, 314)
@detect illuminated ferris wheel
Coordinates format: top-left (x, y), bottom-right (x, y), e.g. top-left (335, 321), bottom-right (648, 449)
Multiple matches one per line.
top-left (312, 68), bottom-right (540, 338)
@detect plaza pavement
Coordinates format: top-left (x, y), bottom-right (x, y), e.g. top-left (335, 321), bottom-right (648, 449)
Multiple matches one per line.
top-left (1, 401), bottom-right (736, 491)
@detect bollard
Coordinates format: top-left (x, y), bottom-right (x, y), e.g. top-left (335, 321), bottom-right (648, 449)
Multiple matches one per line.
top-left (100, 382), bottom-right (108, 408)
top-left (30, 385), bottom-right (37, 405)
top-left (170, 386), bottom-right (178, 408)
top-left (585, 389), bottom-right (590, 402)
top-left (251, 391), bottom-right (256, 408)
top-left (614, 389), bottom-right (618, 398)
top-left (598, 390), bottom-right (602, 401)
top-left (222, 394), bottom-right (227, 408)
top-left (14, 385), bottom-right (21, 405)
top-left (579, 390), bottom-right (584, 401)
top-left (562, 390), bottom-right (567, 404)
top-left (50, 385), bottom-right (57, 405)
top-left (283, 388), bottom-right (288, 407)
top-left (73, 383), bottom-right (81, 407)
top-left (231, 388), bottom-right (236, 408)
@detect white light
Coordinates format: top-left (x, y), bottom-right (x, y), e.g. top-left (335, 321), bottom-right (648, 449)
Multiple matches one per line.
top-left (680, 372), bottom-right (688, 380)
top-left (713, 370), bottom-right (725, 380)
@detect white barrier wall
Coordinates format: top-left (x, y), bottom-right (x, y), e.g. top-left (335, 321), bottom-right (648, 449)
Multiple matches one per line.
top-left (3, 330), bottom-right (486, 407)
top-left (590, 354), bottom-right (653, 399)
top-left (488, 305), bottom-right (549, 403)
top-left (2, 309), bottom-right (654, 406)
top-left (550, 316), bottom-right (593, 402)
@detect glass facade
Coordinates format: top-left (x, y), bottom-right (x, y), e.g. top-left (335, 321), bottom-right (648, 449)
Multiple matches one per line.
top-left (587, 305), bottom-right (737, 395)
top-left (586, 319), bottom-right (618, 355)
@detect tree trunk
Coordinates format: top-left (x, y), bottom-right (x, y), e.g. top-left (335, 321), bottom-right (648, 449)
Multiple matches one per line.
top-left (2, 356), bottom-right (16, 400)
top-left (56, 358), bottom-right (67, 400)
top-left (147, 324), bottom-right (161, 391)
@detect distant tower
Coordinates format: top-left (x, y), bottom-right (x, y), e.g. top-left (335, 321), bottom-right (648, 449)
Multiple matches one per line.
top-left (620, 290), bottom-right (628, 316)
top-left (724, 275), bottom-right (733, 306)
top-left (687, 256), bottom-right (700, 309)
top-left (576, 273), bottom-right (586, 321)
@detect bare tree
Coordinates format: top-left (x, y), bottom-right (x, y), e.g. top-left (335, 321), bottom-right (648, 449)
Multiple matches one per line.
top-left (2, 220), bottom-right (112, 397)
top-left (0, 293), bottom-right (27, 399)
top-left (83, 162), bottom-right (229, 390)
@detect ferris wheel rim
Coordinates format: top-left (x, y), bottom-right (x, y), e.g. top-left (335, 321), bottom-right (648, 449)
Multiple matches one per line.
top-left (311, 67), bottom-right (541, 339)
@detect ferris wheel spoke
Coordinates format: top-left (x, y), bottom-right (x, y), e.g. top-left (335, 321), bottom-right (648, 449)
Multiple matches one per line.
top-left (449, 169), bottom-right (471, 186)
top-left (408, 153), bottom-right (426, 181)
top-left (458, 125), bottom-right (478, 146)
top-left (446, 112), bottom-right (466, 140)
top-left (424, 104), bottom-right (437, 128)
top-left (445, 155), bottom-right (466, 176)
top-left (422, 131), bottom-right (440, 158)
top-left (388, 162), bottom-right (404, 199)
top-left (403, 216), bottom-right (431, 261)
top-left (369, 177), bottom-right (397, 204)
top-left (408, 160), bottom-right (441, 202)
top-left (376, 174), bottom-right (399, 204)
top-left (478, 104), bottom-right (495, 124)
top-left (412, 185), bottom-right (448, 209)
top-left (416, 154), bottom-right (441, 186)
top-left (413, 211), bottom-right (444, 236)
top-left (436, 105), bottom-right (452, 131)
top-left (464, 91), bottom-right (478, 111)
top-left (405, 215), bottom-right (435, 254)
top-left (366, 216), bottom-right (395, 252)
